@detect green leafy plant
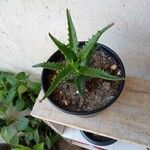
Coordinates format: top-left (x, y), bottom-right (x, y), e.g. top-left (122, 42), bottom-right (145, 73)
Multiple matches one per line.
top-left (33, 9), bottom-right (124, 100)
top-left (0, 71), bottom-right (61, 150)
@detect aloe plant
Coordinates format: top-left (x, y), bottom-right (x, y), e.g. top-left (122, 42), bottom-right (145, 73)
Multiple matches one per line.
top-left (33, 9), bottom-right (124, 100)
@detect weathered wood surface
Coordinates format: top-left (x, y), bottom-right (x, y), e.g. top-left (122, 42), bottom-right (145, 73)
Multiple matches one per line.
top-left (31, 77), bottom-right (150, 147)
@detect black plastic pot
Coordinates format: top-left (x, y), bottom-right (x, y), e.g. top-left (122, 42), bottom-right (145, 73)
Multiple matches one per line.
top-left (80, 130), bottom-right (117, 146)
top-left (42, 42), bottom-right (125, 116)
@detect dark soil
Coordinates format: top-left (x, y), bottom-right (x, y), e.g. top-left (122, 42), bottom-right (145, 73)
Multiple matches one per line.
top-left (49, 49), bottom-right (122, 112)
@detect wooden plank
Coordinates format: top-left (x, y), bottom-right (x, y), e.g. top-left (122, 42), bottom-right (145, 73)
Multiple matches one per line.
top-left (42, 120), bottom-right (65, 135)
top-left (31, 77), bottom-right (150, 148)
top-left (63, 127), bottom-right (146, 150)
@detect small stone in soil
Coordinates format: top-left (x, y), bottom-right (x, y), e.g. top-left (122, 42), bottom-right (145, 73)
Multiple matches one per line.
top-left (62, 100), bottom-right (70, 106)
top-left (71, 101), bottom-right (76, 105)
top-left (60, 91), bottom-right (62, 94)
top-left (102, 82), bottom-right (111, 91)
top-left (76, 91), bottom-right (79, 94)
top-left (110, 64), bottom-right (117, 70)
top-left (82, 105), bottom-right (86, 109)
top-left (117, 70), bottom-right (122, 76)
top-left (103, 96), bottom-right (114, 101)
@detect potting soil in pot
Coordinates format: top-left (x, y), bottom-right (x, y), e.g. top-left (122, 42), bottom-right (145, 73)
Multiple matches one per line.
top-left (49, 49), bottom-right (122, 112)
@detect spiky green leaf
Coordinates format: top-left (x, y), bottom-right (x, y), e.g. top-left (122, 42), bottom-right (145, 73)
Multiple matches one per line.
top-left (33, 62), bottom-right (65, 70)
top-left (79, 23), bottom-right (114, 65)
top-left (42, 65), bottom-right (73, 100)
top-left (75, 75), bottom-right (86, 97)
top-left (79, 66), bottom-right (124, 81)
top-left (49, 33), bottom-right (77, 62)
top-left (66, 9), bottom-right (78, 54)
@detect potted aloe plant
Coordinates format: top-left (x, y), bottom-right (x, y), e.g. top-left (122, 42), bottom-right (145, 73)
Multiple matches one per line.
top-left (33, 9), bottom-right (125, 116)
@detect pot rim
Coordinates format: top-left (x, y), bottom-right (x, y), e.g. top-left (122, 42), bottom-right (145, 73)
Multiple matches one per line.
top-left (41, 42), bottom-right (125, 115)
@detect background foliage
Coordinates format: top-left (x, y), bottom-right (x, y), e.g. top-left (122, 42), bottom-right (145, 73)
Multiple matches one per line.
top-left (0, 71), bottom-right (61, 150)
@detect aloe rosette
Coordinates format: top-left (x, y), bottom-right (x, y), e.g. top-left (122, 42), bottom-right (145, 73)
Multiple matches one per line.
top-left (33, 9), bottom-right (124, 100)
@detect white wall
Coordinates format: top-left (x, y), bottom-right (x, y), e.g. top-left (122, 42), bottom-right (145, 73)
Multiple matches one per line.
top-left (0, 0), bottom-right (149, 79)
